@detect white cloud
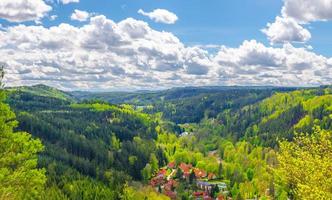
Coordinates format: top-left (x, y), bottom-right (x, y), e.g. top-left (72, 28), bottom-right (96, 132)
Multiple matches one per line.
top-left (50, 15), bottom-right (58, 21)
top-left (0, 0), bottom-right (52, 23)
top-left (138, 9), bottom-right (178, 24)
top-left (60, 0), bottom-right (79, 4)
top-left (282, 0), bottom-right (332, 23)
top-left (0, 15), bottom-right (331, 90)
top-left (262, 16), bottom-right (311, 44)
top-left (184, 47), bottom-right (213, 75)
top-left (71, 9), bottom-right (90, 22)
top-left (214, 40), bottom-right (331, 86)
top-left (263, 0), bottom-right (332, 44)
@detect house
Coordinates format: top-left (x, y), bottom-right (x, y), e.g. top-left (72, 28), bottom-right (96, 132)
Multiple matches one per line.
top-left (150, 176), bottom-right (165, 187)
top-left (193, 191), bottom-right (205, 197)
top-left (183, 171), bottom-right (191, 179)
top-left (168, 161), bottom-right (176, 169)
top-left (215, 182), bottom-right (227, 191)
top-left (164, 179), bottom-right (178, 191)
top-left (158, 168), bottom-right (167, 176)
top-left (194, 168), bottom-right (207, 179)
top-left (197, 181), bottom-right (228, 193)
top-left (178, 163), bottom-right (193, 180)
top-left (193, 191), bottom-right (212, 200)
top-left (150, 168), bottom-right (168, 187)
top-left (179, 163), bottom-right (192, 173)
top-left (208, 173), bottom-right (217, 180)
top-left (155, 168), bottom-right (167, 179)
top-left (197, 181), bottom-right (213, 193)
top-left (180, 132), bottom-right (189, 137)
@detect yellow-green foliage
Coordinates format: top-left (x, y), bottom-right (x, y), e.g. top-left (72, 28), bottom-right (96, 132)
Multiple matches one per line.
top-left (257, 89), bottom-right (332, 133)
top-left (303, 95), bottom-right (332, 112)
top-left (122, 184), bottom-right (170, 200)
top-left (71, 103), bottom-right (152, 126)
top-left (0, 90), bottom-right (46, 200)
top-left (7, 84), bottom-right (73, 101)
top-left (259, 91), bottom-right (306, 123)
top-left (220, 140), bottom-right (276, 199)
top-left (71, 103), bottom-right (116, 111)
top-left (294, 115), bottom-right (312, 130)
top-left (275, 128), bottom-right (332, 200)
top-left (157, 132), bottom-right (178, 159)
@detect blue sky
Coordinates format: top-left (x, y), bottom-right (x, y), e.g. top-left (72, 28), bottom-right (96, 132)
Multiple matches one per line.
top-left (8, 0), bottom-right (329, 56)
top-left (0, 0), bottom-right (332, 90)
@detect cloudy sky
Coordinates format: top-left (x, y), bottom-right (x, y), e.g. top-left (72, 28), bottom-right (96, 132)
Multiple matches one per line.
top-left (0, 0), bottom-right (332, 91)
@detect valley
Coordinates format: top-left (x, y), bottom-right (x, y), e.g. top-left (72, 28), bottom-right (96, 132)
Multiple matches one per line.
top-left (1, 84), bottom-right (331, 199)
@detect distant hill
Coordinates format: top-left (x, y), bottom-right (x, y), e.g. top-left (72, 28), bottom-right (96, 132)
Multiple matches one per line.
top-left (6, 84), bottom-right (76, 101)
top-left (6, 84), bottom-right (304, 124)
top-left (71, 86), bottom-right (300, 124)
top-left (70, 86), bottom-right (300, 105)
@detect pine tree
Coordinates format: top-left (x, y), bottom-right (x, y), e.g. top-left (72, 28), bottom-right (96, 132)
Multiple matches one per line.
top-left (0, 68), bottom-right (46, 199)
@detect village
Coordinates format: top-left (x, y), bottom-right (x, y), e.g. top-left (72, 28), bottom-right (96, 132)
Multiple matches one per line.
top-left (150, 161), bottom-right (229, 200)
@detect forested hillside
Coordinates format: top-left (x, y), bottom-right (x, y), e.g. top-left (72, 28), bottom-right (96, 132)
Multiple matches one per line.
top-left (214, 87), bottom-right (332, 146)
top-left (71, 86), bottom-right (297, 124)
top-left (4, 84), bottom-right (170, 199)
top-left (1, 81), bottom-right (331, 199)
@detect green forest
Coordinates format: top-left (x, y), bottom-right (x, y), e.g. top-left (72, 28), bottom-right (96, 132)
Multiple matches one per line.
top-left (1, 70), bottom-right (331, 200)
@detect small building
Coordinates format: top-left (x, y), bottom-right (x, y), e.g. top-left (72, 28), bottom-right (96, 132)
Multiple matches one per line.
top-left (150, 176), bottom-right (165, 187)
top-left (157, 168), bottom-right (167, 178)
top-left (179, 163), bottom-right (192, 173)
top-left (197, 181), bottom-right (213, 193)
top-left (208, 173), bottom-right (217, 180)
top-left (194, 168), bottom-right (207, 179)
top-left (197, 181), bottom-right (228, 193)
top-left (164, 179), bottom-right (178, 191)
top-left (180, 132), bottom-right (189, 137)
top-left (168, 161), bottom-right (176, 169)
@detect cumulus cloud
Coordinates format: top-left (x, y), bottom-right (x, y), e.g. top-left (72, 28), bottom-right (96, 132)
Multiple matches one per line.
top-left (183, 47), bottom-right (213, 75)
top-left (0, 15), bottom-right (188, 90)
top-left (214, 40), bottom-right (331, 86)
top-left (138, 9), bottom-right (178, 24)
top-left (263, 0), bottom-right (332, 44)
top-left (60, 0), bottom-right (79, 4)
top-left (0, 0), bottom-right (52, 23)
top-left (262, 16), bottom-right (311, 44)
top-left (71, 9), bottom-right (90, 22)
top-left (0, 15), bottom-right (331, 90)
top-left (282, 0), bottom-right (332, 23)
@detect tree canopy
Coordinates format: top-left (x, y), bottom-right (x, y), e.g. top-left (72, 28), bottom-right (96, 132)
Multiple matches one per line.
top-left (0, 68), bottom-right (46, 200)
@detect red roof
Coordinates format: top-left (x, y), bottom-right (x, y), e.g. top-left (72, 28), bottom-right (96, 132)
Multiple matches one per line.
top-left (155, 168), bottom-right (167, 179)
top-left (150, 176), bottom-right (164, 187)
top-left (168, 161), bottom-right (176, 169)
top-left (193, 191), bottom-right (205, 197)
top-left (183, 171), bottom-right (190, 178)
top-left (158, 168), bottom-right (167, 175)
top-left (179, 163), bottom-right (192, 173)
top-left (194, 168), bottom-right (207, 178)
top-left (164, 179), bottom-right (178, 191)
